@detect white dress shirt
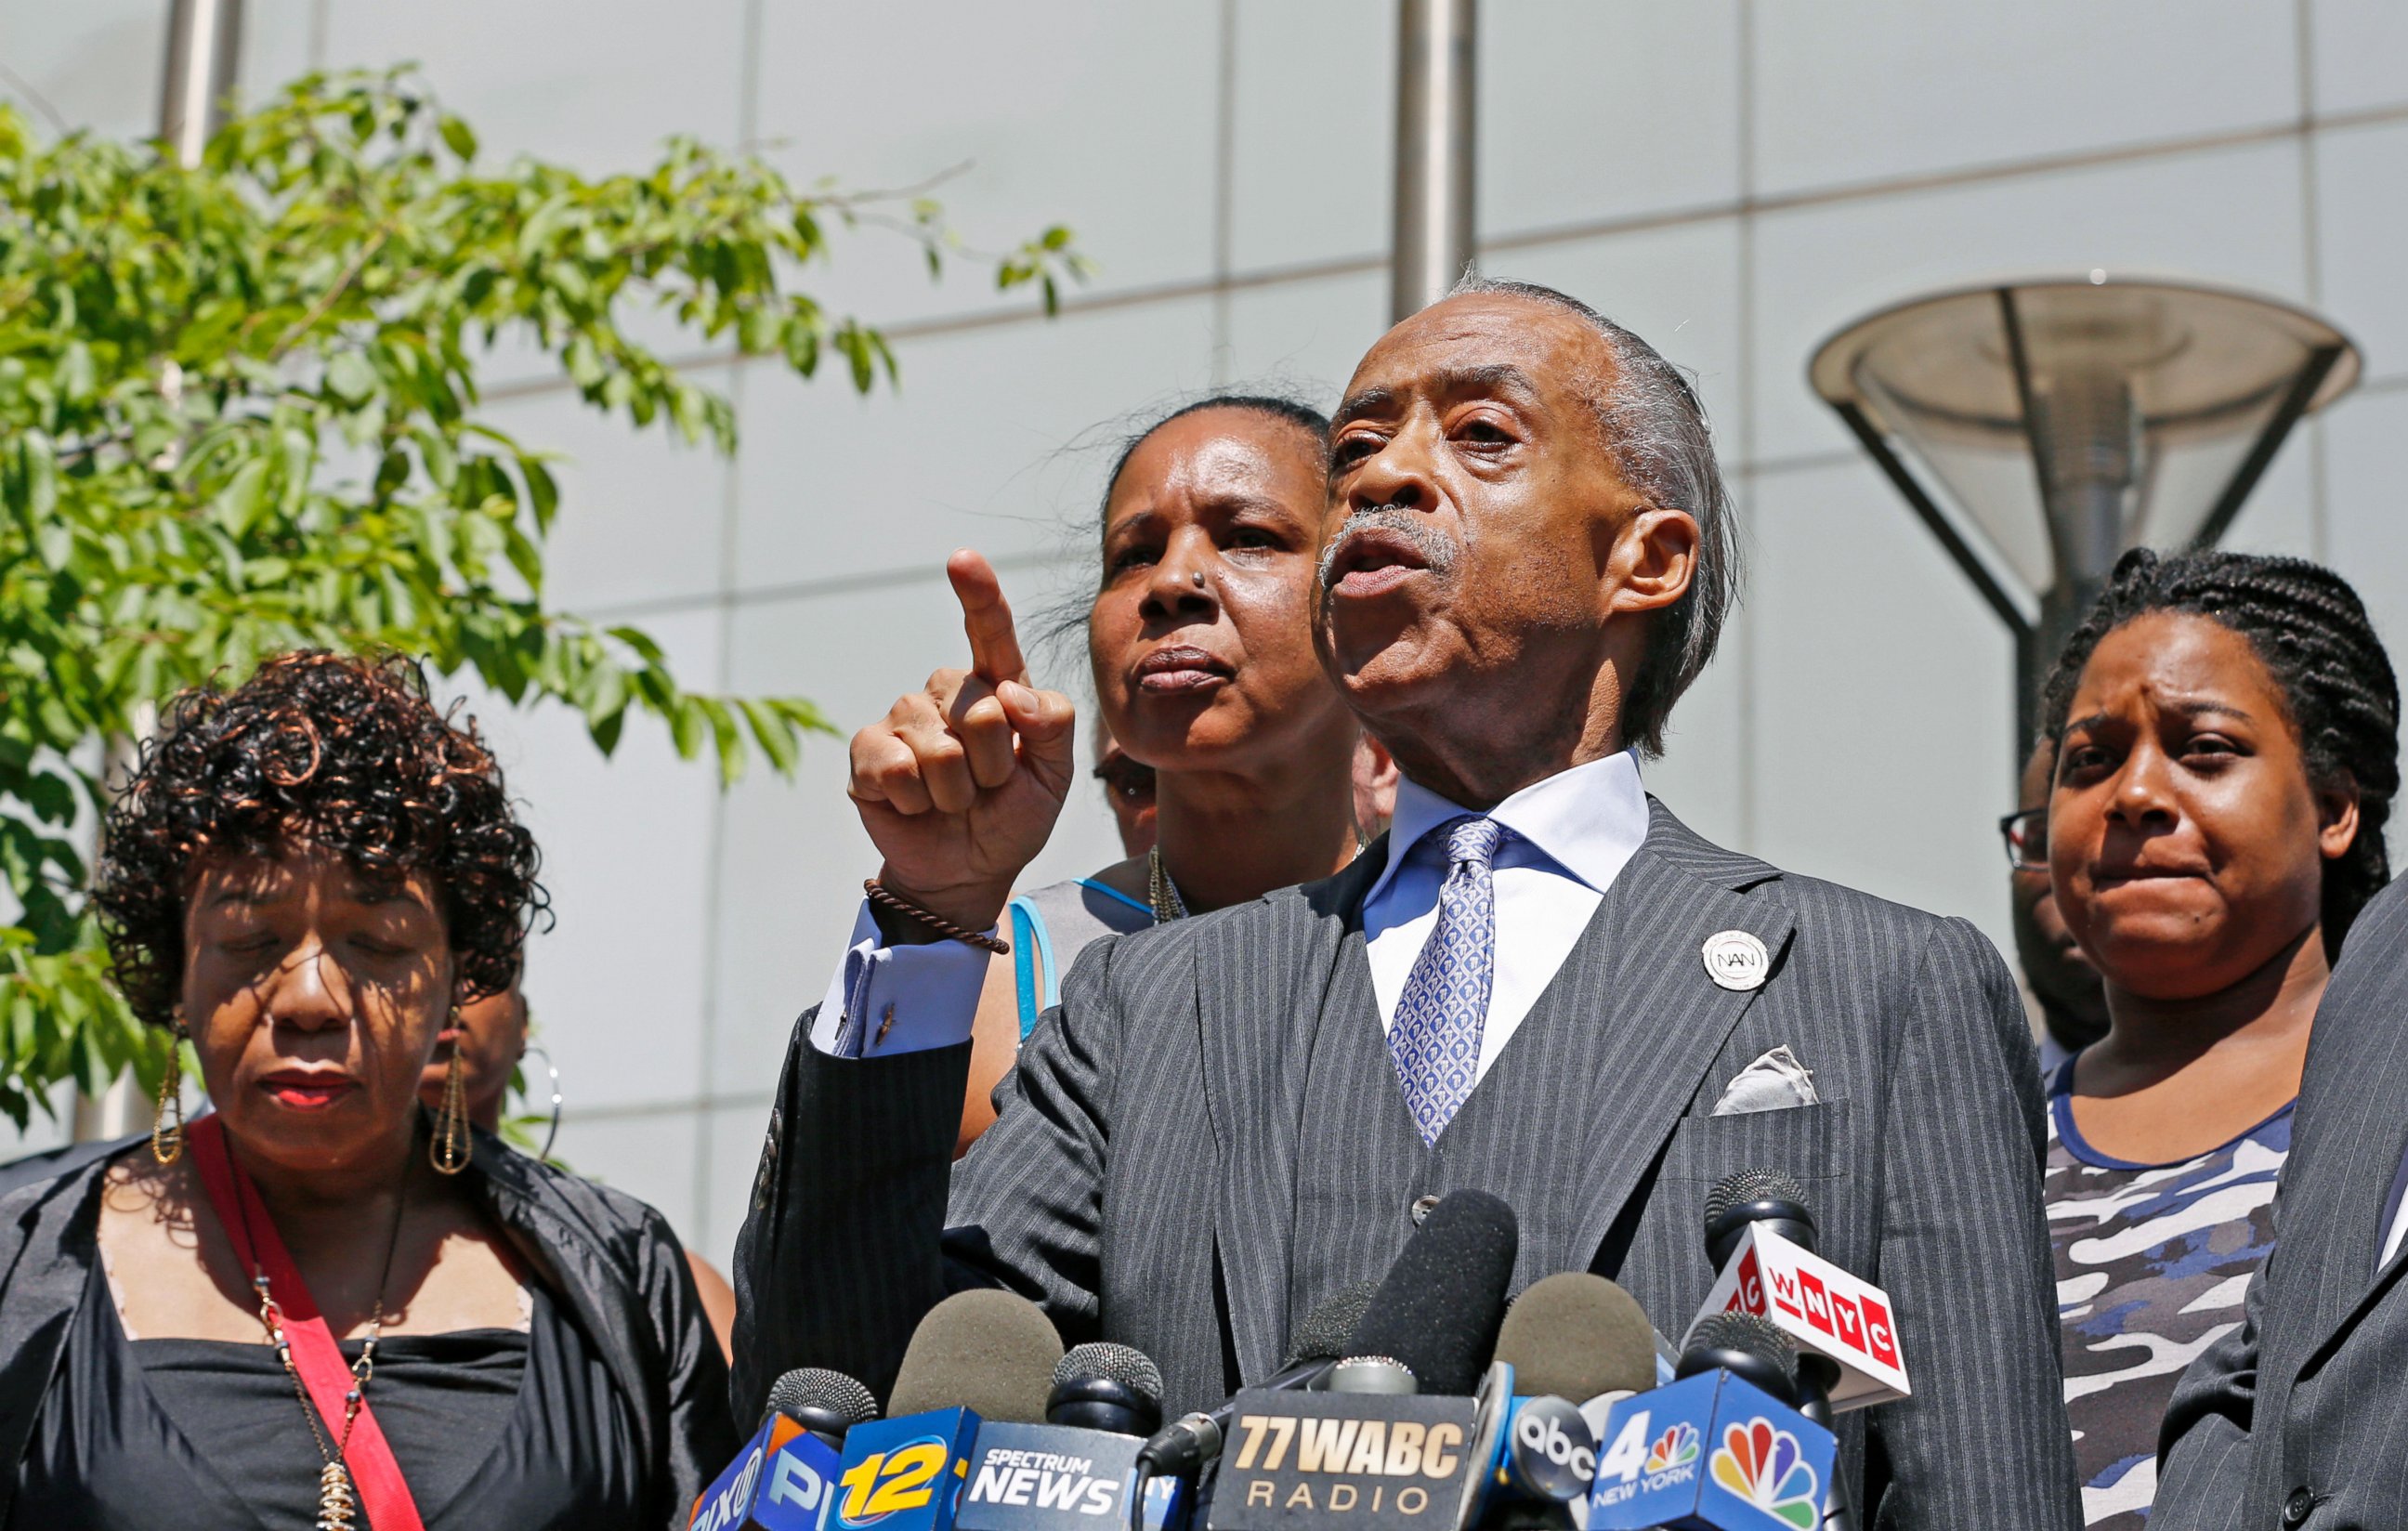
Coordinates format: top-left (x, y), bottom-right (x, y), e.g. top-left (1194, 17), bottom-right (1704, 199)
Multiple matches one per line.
top-left (809, 751), bottom-right (1651, 1066)
top-left (1361, 751), bottom-right (1650, 1083)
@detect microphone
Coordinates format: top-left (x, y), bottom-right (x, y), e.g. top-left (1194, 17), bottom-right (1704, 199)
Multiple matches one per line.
top-left (831, 1291), bottom-right (1067, 1531)
top-left (1586, 1313), bottom-right (1836, 1531)
top-left (1136, 1279), bottom-right (1380, 1478)
top-left (768, 1367), bottom-right (883, 1447)
top-left (961, 1341), bottom-right (1185, 1531)
top-left (1048, 1342), bottom-right (1167, 1437)
top-left (1495, 1274), bottom-right (1659, 1406)
top-left (1341, 1189), bottom-right (1521, 1399)
top-left (1674, 1315), bottom-right (1801, 1407)
top-left (691, 1366), bottom-right (878, 1530)
top-left (1691, 1170), bottom-right (1910, 1415)
top-left (890, 1288), bottom-right (1068, 1423)
top-left (1201, 1194), bottom-right (1519, 1531)
top-left (1467, 1275), bottom-right (1663, 1524)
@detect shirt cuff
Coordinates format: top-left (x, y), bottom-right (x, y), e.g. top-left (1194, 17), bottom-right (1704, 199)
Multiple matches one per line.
top-left (808, 902), bottom-right (993, 1057)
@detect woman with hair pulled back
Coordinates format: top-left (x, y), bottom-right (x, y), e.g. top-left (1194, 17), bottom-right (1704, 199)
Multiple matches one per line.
top-left (2035, 548), bottom-right (2400, 1527)
top-left (0, 651), bottom-right (734, 1530)
top-left (847, 395), bottom-right (1389, 1153)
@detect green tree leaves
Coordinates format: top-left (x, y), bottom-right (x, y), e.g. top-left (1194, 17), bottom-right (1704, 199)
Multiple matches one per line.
top-left (0, 69), bottom-right (1081, 1126)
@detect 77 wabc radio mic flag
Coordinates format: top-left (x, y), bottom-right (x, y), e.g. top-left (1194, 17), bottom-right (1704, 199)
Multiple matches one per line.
top-left (1695, 1225), bottom-right (1909, 1410)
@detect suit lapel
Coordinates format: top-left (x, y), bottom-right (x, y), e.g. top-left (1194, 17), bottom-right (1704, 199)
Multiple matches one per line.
top-left (1560, 807), bottom-right (1795, 1272)
top-left (2285, 980), bottom-right (2408, 1369)
top-left (1197, 850), bottom-right (1387, 1384)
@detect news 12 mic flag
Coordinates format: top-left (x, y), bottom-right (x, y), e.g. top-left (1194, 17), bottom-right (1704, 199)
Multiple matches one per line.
top-left (692, 1417), bottom-right (846, 1531)
top-left (1204, 1389), bottom-right (1479, 1531)
top-left (1585, 1372), bottom-right (1835, 1531)
top-left (1693, 1225), bottom-right (1908, 1410)
top-left (831, 1409), bottom-right (985, 1531)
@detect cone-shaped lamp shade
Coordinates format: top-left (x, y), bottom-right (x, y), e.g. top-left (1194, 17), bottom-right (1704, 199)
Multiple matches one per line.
top-left (1811, 277), bottom-right (2358, 626)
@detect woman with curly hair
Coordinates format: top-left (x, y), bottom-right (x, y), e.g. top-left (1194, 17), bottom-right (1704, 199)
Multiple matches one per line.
top-left (0, 651), bottom-right (736, 1530)
top-left (2034, 549), bottom-right (2399, 1527)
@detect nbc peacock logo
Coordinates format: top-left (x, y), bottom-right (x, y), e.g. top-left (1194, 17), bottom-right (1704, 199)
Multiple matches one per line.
top-left (1708, 1419), bottom-right (1820, 1529)
top-left (1644, 1422), bottom-right (1699, 1473)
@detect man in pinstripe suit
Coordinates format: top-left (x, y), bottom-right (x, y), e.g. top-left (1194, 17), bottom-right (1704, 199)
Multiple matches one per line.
top-left (735, 279), bottom-right (2081, 1530)
top-left (2156, 873), bottom-right (2408, 1529)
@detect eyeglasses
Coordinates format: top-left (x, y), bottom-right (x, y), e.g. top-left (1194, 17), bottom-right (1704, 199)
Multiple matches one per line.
top-left (1997, 807), bottom-right (2048, 870)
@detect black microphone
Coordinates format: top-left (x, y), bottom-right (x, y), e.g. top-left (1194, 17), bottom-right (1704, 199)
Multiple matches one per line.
top-left (1342, 1189), bottom-right (1520, 1399)
top-left (1673, 1313), bottom-right (1800, 1407)
top-left (1047, 1342), bottom-right (1166, 1437)
top-left (764, 1366), bottom-right (882, 1447)
top-left (1697, 1171), bottom-right (1860, 1531)
top-left (1135, 1278), bottom-right (1379, 1476)
top-left (1703, 1167), bottom-right (1819, 1276)
top-left (889, 1288), bottom-right (1067, 1423)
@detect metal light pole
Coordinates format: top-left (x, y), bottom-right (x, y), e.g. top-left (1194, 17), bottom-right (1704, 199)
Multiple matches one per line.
top-left (161, 0), bottom-right (242, 166)
top-left (1811, 275), bottom-right (2359, 764)
top-left (72, 0), bottom-right (244, 1145)
top-left (1391, 0), bottom-right (1476, 321)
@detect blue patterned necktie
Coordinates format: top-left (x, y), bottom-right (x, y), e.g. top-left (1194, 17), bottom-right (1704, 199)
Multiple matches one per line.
top-left (1388, 815), bottom-right (1505, 1145)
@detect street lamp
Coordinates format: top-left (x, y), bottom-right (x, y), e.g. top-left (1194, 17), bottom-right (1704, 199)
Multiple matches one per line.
top-left (1809, 275), bottom-right (2360, 753)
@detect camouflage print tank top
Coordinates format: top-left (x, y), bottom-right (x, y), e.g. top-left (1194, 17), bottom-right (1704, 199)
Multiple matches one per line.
top-left (2046, 1058), bottom-right (2291, 1527)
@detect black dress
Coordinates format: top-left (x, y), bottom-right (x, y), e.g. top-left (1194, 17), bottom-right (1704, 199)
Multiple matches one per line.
top-left (0, 1136), bottom-right (734, 1529)
top-left (8, 1250), bottom-right (649, 1529)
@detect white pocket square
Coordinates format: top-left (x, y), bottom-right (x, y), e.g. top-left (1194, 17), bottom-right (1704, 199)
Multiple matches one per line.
top-left (1711, 1044), bottom-right (1821, 1117)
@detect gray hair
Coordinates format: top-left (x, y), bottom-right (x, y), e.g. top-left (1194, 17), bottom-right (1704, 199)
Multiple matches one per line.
top-left (1445, 274), bottom-right (1742, 759)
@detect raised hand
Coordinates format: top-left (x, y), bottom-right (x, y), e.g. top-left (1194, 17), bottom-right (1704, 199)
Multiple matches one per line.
top-left (847, 549), bottom-right (1078, 936)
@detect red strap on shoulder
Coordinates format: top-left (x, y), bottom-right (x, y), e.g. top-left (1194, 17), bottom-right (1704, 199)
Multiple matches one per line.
top-left (187, 1115), bottom-right (428, 1531)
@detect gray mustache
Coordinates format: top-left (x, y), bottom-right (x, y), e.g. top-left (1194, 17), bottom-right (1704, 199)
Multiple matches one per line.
top-left (1317, 506), bottom-right (1458, 590)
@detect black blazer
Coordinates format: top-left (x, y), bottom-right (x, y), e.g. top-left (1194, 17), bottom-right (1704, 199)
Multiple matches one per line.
top-left (2157, 873), bottom-right (2408, 1529)
top-left (0, 1129), bottom-right (738, 1529)
top-left (736, 800), bottom-right (2080, 1531)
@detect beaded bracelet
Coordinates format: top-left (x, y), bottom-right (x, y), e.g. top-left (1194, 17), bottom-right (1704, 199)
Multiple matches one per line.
top-left (863, 878), bottom-right (1010, 955)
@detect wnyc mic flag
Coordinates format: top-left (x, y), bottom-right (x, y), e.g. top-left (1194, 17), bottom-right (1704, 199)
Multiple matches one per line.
top-left (1694, 1226), bottom-right (1909, 1410)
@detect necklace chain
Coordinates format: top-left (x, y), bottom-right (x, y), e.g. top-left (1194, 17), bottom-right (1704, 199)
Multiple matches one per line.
top-left (1146, 845), bottom-right (1189, 925)
top-left (228, 1145), bottom-right (412, 1529)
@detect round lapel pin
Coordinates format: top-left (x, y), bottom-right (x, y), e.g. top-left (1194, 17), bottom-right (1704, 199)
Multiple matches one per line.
top-left (1702, 929), bottom-right (1770, 991)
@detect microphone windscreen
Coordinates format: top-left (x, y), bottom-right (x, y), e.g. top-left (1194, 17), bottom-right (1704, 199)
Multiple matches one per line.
top-left (1343, 1189), bottom-right (1520, 1397)
top-left (1702, 1167), bottom-right (1812, 1229)
top-left (1053, 1341), bottom-right (1166, 1413)
top-left (1494, 1273), bottom-right (1656, 1401)
top-left (889, 1289), bottom-right (1066, 1422)
top-left (764, 1367), bottom-right (881, 1431)
top-left (1284, 1278), bottom-right (1381, 1369)
top-left (1677, 1311), bottom-right (1801, 1404)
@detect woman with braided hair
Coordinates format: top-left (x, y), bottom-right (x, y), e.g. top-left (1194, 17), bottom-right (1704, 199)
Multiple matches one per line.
top-left (2033, 548), bottom-right (2399, 1528)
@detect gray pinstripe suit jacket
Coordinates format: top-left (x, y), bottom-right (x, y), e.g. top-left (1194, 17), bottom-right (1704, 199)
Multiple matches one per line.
top-left (734, 800), bottom-right (2080, 1531)
top-left (2156, 874), bottom-right (2408, 1530)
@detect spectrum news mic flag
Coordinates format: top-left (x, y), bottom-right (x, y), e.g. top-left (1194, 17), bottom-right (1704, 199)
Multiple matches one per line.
top-left (1585, 1314), bottom-right (1836, 1531)
top-left (956, 1343), bottom-right (1186, 1531)
top-left (691, 1368), bottom-right (881, 1531)
top-left (1205, 1190), bottom-right (1521, 1531)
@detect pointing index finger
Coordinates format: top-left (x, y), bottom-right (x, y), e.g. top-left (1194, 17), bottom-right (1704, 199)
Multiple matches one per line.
top-left (949, 548), bottom-right (1028, 685)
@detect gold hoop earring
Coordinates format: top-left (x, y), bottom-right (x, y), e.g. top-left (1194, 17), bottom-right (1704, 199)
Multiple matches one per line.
top-left (431, 1010), bottom-right (470, 1175)
top-left (151, 1019), bottom-right (188, 1166)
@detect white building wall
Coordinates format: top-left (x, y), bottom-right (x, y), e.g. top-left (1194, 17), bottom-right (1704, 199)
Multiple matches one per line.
top-left (3, 1), bottom-right (2403, 1269)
